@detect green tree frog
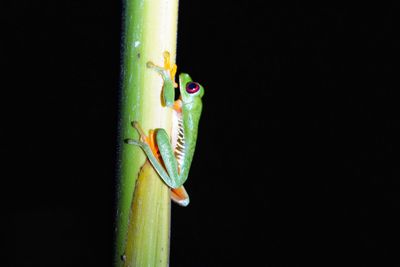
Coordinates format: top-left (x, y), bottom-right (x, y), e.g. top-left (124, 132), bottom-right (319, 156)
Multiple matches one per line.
top-left (125, 52), bottom-right (204, 206)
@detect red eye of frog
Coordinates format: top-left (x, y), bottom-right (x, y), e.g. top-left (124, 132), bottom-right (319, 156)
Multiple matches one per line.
top-left (186, 82), bottom-right (200, 94)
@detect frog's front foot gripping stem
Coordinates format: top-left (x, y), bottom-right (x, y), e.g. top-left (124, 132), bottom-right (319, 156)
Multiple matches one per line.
top-left (146, 51), bottom-right (177, 87)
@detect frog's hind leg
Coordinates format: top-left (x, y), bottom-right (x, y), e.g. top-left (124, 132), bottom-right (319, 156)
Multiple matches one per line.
top-left (126, 121), bottom-right (187, 193)
top-left (149, 128), bottom-right (189, 206)
top-left (125, 121), bottom-right (173, 187)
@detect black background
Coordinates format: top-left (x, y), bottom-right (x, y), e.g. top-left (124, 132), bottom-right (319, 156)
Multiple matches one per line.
top-left (2, 1), bottom-right (400, 266)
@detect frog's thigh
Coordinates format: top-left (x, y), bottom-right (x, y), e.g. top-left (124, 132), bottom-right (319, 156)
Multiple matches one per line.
top-left (155, 128), bottom-right (179, 181)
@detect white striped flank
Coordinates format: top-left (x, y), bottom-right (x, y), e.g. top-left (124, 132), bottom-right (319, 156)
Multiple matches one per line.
top-left (172, 109), bottom-right (185, 171)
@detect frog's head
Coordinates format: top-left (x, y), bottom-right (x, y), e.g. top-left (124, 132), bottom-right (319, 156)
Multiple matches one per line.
top-left (179, 73), bottom-right (204, 103)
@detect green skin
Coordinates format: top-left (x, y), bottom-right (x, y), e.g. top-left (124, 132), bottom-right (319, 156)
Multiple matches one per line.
top-left (126, 62), bottom-right (204, 189)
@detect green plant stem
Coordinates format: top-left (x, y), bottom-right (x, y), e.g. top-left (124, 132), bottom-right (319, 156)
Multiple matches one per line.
top-left (115, 0), bottom-right (179, 266)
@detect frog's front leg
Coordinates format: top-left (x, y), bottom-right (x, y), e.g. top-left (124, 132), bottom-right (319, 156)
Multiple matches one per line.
top-left (146, 51), bottom-right (177, 107)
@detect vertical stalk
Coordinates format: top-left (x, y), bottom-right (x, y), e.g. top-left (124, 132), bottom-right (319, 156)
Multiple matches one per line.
top-left (115, 0), bottom-right (179, 266)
